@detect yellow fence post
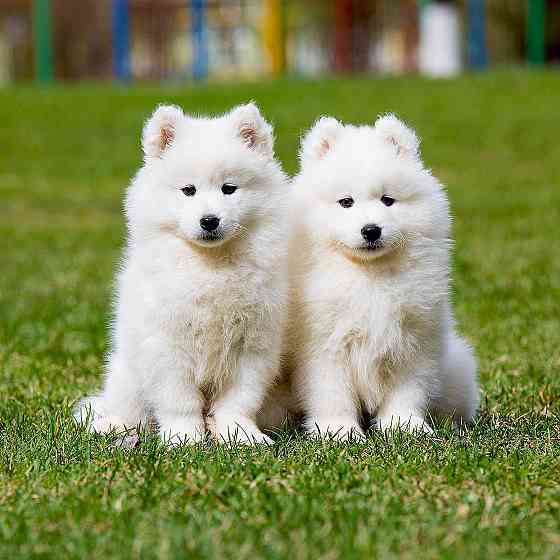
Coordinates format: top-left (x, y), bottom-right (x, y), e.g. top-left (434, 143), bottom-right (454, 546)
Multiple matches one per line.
top-left (262, 0), bottom-right (285, 76)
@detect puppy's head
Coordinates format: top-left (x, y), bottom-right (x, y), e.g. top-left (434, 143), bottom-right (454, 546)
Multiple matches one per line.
top-left (296, 114), bottom-right (450, 262)
top-left (127, 102), bottom-right (282, 249)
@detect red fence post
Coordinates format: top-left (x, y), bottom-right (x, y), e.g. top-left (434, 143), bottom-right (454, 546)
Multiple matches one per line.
top-left (334, 0), bottom-right (353, 72)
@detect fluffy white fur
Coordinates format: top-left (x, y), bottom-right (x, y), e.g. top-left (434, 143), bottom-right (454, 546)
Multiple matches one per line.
top-left (286, 114), bottom-right (479, 438)
top-left (75, 102), bottom-right (288, 445)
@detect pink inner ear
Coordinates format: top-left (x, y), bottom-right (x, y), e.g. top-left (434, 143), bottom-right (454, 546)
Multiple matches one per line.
top-left (160, 126), bottom-right (174, 152)
top-left (239, 123), bottom-right (256, 148)
top-left (387, 135), bottom-right (404, 156)
top-left (318, 138), bottom-right (331, 158)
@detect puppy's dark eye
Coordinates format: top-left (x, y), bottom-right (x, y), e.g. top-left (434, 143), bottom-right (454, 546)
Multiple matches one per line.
top-left (222, 183), bottom-right (238, 195)
top-left (381, 195), bottom-right (395, 207)
top-left (338, 197), bottom-right (354, 208)
top-left (182, 185), bottom-right (196, 196)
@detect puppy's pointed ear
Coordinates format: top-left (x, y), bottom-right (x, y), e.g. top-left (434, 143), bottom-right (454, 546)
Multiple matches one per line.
top-left (374, 114), bottom-right (420, 159)
top-left (300, 117), bottom-right (342, 167)
top-left (142, 104), bottom-right (184, 159)
top-left (229, 102), bottom-right (274, 157)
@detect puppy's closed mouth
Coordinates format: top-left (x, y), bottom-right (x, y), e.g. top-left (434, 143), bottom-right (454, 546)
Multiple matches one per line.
top-left (199, 232), bottom-right (224, 242)
top-left (361, 241), bottom-right (383, 251)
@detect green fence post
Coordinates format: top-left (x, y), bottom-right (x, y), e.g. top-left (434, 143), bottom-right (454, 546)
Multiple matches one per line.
top-left (33, 0), bottom-right (54, 83)
top-left (527, 0), bottom-right (546, 65)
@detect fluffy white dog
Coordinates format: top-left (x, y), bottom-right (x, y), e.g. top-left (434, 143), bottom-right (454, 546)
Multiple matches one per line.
top-left (286, 114), bottom-right (479, 438)
top-left (75, 102), bottom-right (288, 445)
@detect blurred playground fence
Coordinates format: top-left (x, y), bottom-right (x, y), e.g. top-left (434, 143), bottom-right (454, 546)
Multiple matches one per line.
top-left (0, 0), bottom-right (557, 84)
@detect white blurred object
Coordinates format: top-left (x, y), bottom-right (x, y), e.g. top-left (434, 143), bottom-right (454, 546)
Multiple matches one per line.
top-left (419, 3), bottom-right (462, 77)
top-left (291, 30), bottom-right (328, 76)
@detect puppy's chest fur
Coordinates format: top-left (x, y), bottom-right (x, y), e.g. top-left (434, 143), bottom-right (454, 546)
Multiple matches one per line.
top-left (305, 263), bottom-right (441, 385)
top-left (136, 249), bottom-right (276, 383)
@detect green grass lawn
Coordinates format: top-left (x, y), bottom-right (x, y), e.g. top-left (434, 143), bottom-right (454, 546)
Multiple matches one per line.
top-left (1, 72), bottom-right (559, 559)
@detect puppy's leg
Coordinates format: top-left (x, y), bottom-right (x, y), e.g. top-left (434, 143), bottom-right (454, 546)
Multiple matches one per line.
top-left (211, 353), bottom-right (274, 445)
top-left (433, 333), bottom-right (479, 426)
top-left (138, 339), bottom-right (206, 446)
top-left (301, 359), bottom-right (364, 440)
top-left (153, 377), bottom-right (206, 446)
top-left (74, 353), bottom-right (147, 440)
top-left (376, 372), bottom-right (433, 434)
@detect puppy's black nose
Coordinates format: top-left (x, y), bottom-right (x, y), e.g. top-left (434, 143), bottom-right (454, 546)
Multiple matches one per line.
top-left (200, 215), bottom-right (220, 232)
top-left (361, 224), bottom-right (382, 243)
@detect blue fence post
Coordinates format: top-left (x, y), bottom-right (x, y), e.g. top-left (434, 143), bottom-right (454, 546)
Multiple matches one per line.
top-left (112, 0), bottom-right (130, 81)
top-left (191, 0), bottom-right (208, 80)
top-left (467, 0), bottom-right (488, 69)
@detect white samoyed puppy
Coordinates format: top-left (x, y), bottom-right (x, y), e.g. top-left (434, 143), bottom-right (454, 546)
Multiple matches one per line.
top-left (75, 102), bottom-right (288, 445)
top-left (287, 114), bottom-right (479, 438)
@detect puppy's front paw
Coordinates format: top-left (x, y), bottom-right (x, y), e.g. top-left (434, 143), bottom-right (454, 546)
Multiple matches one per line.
top-left (376, 414), bottom-right (433, 434)
top-left (306, 417), bottom-right (365, 441)
top-left (212, 416), bottom-right (272, 446)
top-left (159, 417), bottom-right (206, 446)
top-left (74, 397), bottom-right (133, 435)
top-left (88, 415), bottom-right (134, 435)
